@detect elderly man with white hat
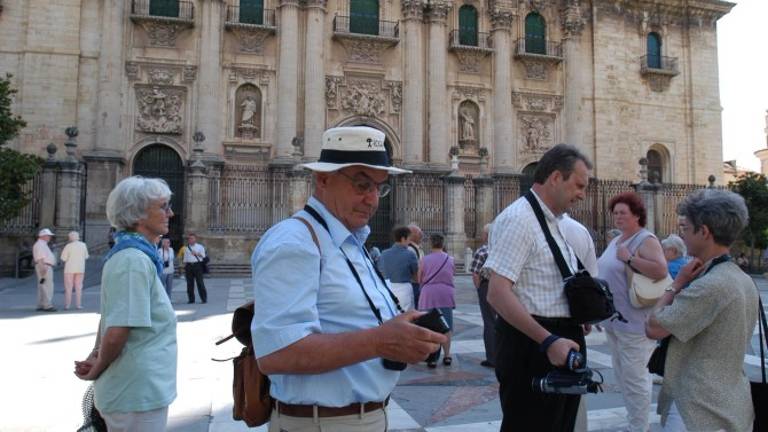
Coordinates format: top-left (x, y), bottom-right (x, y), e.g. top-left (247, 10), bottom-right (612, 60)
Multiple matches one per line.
top-left (250, 126), bottom-right (447, 432)
top-left (33, 228), bottom-right (57, 312)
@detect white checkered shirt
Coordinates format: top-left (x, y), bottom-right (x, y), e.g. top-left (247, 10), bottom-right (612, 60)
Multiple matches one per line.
top-left (484, 191), bottom-right (578, 318)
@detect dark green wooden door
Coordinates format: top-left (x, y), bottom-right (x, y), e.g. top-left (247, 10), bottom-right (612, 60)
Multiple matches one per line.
top-left (459, 5), bottom-right (478, 46)
top-left (150, 0), bottom-right (179, 18)
top-left (240, 0), bottom-right (264, 25)
top-left (647, 33), bottom-right (662, 69)
top-left (525, 13), bottom-right (546, 54)
top-left (350, 0), bottom-right (379, 35)
top-left (133, 144), bottom-right (185, 246)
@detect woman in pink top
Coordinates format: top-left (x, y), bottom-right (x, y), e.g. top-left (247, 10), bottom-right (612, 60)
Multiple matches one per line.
top-left (418, 233), bottom-right (456, 367)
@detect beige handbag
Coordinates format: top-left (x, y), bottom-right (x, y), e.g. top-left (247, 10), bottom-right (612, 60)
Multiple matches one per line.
top-left (626, 266), bottom-right (672, 308)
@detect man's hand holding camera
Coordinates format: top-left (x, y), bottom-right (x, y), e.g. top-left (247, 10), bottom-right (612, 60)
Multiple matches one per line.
top-left (541, 334), bottom-right (581, 368)
top-left (374, 311), bottom-right (447, 364)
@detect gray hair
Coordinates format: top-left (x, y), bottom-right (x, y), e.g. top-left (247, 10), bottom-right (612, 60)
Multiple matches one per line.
top-left (661, 234), bottom-right (686, 257)
top-left (68, 231), bottom-right (80, 242)
top-left (676, 189), bottom-right (748, 247)
top-left (106, 176), bottom-right (172, 231)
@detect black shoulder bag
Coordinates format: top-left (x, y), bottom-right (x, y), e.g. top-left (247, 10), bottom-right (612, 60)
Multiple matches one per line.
top-left (524, 192), bottom-right (623, 325)
top-left (751, 296), bottom-right (768, 431)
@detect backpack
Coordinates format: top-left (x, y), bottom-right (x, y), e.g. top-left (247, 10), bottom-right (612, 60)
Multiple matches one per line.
top-left (214, 216), bottom-right (320, 427)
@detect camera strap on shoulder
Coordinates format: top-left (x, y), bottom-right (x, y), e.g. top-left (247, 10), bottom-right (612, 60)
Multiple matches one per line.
top-left (524, 191), bottom-right (584, 278)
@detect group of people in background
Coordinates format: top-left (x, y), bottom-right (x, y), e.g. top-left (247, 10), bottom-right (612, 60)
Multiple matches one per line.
top-left (33, 228), bottom-right (89, 311)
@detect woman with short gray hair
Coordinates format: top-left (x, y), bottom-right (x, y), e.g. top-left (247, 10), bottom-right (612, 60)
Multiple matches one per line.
top-left (646, 189), bottom-right (757, 431)
top-left (60, 231), bottom-right (89, 309)
top-left (660, 234), bottom-right (688, 279)
top-left (75, 176), bottom-right (178, 432)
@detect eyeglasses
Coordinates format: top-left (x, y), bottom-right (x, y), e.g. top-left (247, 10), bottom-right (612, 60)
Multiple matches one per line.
top-left (159, 202), bottom-right (172, 213)
top-left (337, 172), bottom-right (391, 198)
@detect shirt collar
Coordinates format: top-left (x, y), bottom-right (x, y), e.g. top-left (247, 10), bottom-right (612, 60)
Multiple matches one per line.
top-left (306, 196), bottom-right (371, 248)
top-left (530, 189), bottom-right (561, 223)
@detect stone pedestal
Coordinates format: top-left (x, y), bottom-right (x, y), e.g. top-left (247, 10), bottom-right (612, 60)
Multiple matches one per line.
top-left (635, 180), bottom-right (660, 234)
top-left (39, 161), bottom-right (58, 231)
top-left (288, 167), bottom-right (311, 215)
top-left (185, 162), bottom-right (210, 234)
top-left (474, 175), bottom-right (495, 232)
top-left (443, 171), bottom-right (467, 269)
top-left (55, 161), bottom-right (86, 234)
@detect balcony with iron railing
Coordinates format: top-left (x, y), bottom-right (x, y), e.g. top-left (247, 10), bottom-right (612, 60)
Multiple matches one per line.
top-left (225, 6), bottom-right (276, 29)
top-left (449, 30), bottom-right (493, 51)
top-left (640, 55), bottom-right (679, 76)
top-left (130, 0), bottom-right (194, 24)
top-left (332, 15), bottom-right (399, 41)
top-left (514, 38), bottom-right (563, 62)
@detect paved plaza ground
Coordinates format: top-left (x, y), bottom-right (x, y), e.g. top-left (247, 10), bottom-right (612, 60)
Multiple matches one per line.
top-left (1, 261), bottom-right (766, 432)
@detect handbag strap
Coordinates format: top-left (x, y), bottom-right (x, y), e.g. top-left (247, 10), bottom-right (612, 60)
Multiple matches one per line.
top-left (421, 254), bottom-right (450, 287)
top-left (524, 191), bottom-right (584, 279)
top-left (759, 297), bottom-right (767, 383)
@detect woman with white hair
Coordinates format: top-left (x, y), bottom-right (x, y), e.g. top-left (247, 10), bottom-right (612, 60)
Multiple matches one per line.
top-left (74, 176), bottom-right (178, 432)
top-left (60, 231), bottom-right (89, 309)
top-left (661, 234), bottom-right (688, 279)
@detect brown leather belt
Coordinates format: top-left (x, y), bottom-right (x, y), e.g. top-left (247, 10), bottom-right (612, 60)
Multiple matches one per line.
top-left (276, 397), bottom-right (389, 418)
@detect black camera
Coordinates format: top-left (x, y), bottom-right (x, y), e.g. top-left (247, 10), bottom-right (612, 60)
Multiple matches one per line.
top-left (532, 350), bottom-right (604, 395)
top-left (382, 309), bottom-right (451, 371)
top-left (163, 260), bottom-right (170, 268)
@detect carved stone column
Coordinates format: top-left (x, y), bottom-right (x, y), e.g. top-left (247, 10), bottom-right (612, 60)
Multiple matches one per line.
top-left (491, 12), bottom-right (515, 172)
top-left (562, 0), bottom-right (587, 149)
top-left (304, 0), bottom-right (327, 159)
top-left (401, 0), bottom-right (425, 165)
top-left (276, 0), bottom-right (301, 159)
top-left (94, 0), bottom-right (126, 156)
top-left (197, 0), bottom-right (224, 155)
top-left (56, 130), bottom-right (86, 233)
top-left (186, 161), bottom-right (210, 235)
top-left (427, 1), bottom-right (451, 167)
top-left (443, 171), bottom-right (467, 269)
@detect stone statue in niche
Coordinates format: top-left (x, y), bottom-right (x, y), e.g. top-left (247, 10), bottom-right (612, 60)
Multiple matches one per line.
top-left (458, 100), bottom-right (479, 152)
top-left (235, 85), bottom-right (262, 139)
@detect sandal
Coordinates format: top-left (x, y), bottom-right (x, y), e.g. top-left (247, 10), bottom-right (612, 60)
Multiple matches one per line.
top-left (443, 356), bottom-right (453, 366)
top-left (427, 361), bottom-right (437, 369)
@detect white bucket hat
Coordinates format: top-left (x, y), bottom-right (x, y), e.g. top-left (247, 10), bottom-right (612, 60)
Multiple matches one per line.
top-left (300, 126), bottom-right (411, 175)
top-left (38, 228), bottom-right (54, 237)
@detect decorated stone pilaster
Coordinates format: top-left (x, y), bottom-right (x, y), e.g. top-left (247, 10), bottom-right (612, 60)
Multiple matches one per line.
top-left (186, 132), bottom-right (210, 234)
top-left (426, 0), bottom-right (451, 167)
top-left (490, 11), bottom-right (515, 173)
top-left (303, 0), bottom-right (327, 159)
top-left (55, 128), bottom-right (87, 233)
top-left (401, 0), bottom-right (425, 166)
top-left (196, 0), bottom-right (224, 156)
top-left (562, 0), bottom-right (588, 148)
top-left (276, 0), bottom-right (302, 160)
top-left (443, 169), bottom-right (467, 270)
top-left (634, 157), bottom-right (660, 233)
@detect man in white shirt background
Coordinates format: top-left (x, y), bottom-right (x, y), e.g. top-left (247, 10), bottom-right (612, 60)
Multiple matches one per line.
top-left (32, 228), bottom-right (57, 312)
top-left (182, 234), bottom-right (207, 304)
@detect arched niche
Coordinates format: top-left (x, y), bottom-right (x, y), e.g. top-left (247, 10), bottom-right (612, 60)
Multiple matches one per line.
top-left (235, 84), bottom-right (262, 139)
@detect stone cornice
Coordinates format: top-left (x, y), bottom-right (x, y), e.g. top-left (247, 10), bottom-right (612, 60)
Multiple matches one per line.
top-left (593, 0), bottom-right (734, 27)
top-left (303, 0), bottom-right (327, 10)
top-left (425, 0), bottom-right (451, 24)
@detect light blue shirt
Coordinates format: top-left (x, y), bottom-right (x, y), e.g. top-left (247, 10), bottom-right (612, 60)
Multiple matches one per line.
top-left (250, 197), bottom-right (399, 406)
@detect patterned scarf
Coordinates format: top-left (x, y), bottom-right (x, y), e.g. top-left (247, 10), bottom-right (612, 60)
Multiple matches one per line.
top-left (104, 231), bottom-right (163, 276)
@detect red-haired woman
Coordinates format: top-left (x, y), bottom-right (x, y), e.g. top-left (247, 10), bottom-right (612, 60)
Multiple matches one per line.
top-left (597, 191), bottom-right (668, 432)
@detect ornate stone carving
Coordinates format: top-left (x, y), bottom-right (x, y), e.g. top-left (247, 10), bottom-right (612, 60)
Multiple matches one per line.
top-left (561, 0), bottom-right (585, 38)
top-left (235, 84), bottom-right (262, 139)
top-left (341, 80), bottom-right (386, 117)
top-left (426, 0), bottom-right (451, 23)
top-left (522, 58), bottom-right (547, 80)
top-left (228, 67), bottom-right (271, 85)
top-left (125, 62), bottom-right (140, 80)
top-left (519, 114), bottom-right (552, 153)
top-left (386, 81), bottom-right (402, 113)
top-left (304, 0), bottom-right (328, 9)
top-left (490, 11), bottom-right (514, 31)
top-left (644, 73), bottom-right (673, 92)
top-left (182, 66), bottom-right (197, 83)
top-left (325, 76), bottom-right (343, 108)
top-left (401, 0), bottom-right (424, 20)
top-left (148, 68), bottom-right (175, 85)
top-left (139, 21), bottom-right (191, 48)
top-left (455, 49), bottom-right (488, 74)
top-left (526, 0), bottom-right (546, 12)
top-left (135, 85), bottom-right (185, 134)
top-left (336, 37), bottom-right (397, 65)
top-left (512, 91), bottom-right (564, 112)
top-left (230, 26), bottom-right (273, 54)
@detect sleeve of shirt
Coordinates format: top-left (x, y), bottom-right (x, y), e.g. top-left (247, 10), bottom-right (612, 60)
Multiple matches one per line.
top-left (408, 252), bottom-right (418, 276)
top-left (484, 211), bottom-right (534, 283)
top-left (60, 245), bottom-right (70, 262)
top-left (102, 254), bottom-right (154, 328)
top-left (654, 277), bottom-right (732, 343)
top-left (251, 220), bottom-right (322, 358)
top-left (470, 249), bottom-right (484, 274)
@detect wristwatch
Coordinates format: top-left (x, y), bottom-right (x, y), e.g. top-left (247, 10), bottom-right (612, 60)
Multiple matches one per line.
top-left (664, 285), bottom-right (675, 292)
top-left (626, 256), bottom-right (633, 266)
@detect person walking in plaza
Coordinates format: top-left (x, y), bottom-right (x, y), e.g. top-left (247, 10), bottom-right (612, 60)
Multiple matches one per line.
top-left (157, 237), bottom-right (175, 300)
top-left (470, 223), bottom-right (496, 368)
top-left (74, 176), bottom-right (177, 432)
top-left (33, 228), bottom-right (57, 312)
top-left (250, 126), bottom-right (446, 432)
top-left (182, 233), bottom-right (207, 304)
top-left (378, 226), bottom-right (419, 311)
top-left (418, 233), bottom-right (456, 368)
top-left (485, 144), bottom-right (592, 431)
top-left (647, 189), bottom-right (757, 431)
top-left (60, 231), bottom-right (89, 310)
top-left (597, 191), bottom-right (668, 432)
top-left (407, 223), bottom-right (425, 306)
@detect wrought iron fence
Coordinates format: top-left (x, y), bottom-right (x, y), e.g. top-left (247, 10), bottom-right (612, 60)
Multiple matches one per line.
top-left (332, 15), bottom-right (399, 38)
top-left (640, 55), bottom-right (679, 74)
top-left (464, 176), bottom-right (477, 240)
top-left (515, 38), bottom-right (563, 58)
top-left (655, 183), bottom-right (703, 240)
top-left (393, 173), bottom-right (444, 237)
top-left (226, 5), bottom-right (276, 27)
top-left (0, 172), bottom-right (41, 235)
top-left (131, 0), bottom-right (194, 20)
top-left (449, 30), bottom-right (492, 49)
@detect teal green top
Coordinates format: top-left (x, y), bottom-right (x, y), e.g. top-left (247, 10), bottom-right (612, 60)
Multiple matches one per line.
top-left (94, 248), bottom-right (177, 414)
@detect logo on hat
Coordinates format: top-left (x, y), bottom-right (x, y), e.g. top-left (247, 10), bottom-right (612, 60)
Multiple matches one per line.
top-left (300, 126), bottom-right (410, 175)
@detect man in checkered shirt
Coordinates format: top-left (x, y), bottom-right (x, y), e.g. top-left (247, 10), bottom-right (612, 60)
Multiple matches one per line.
top-left (485, 144), bottom-right (593, 431)
top-left (470, 223), bottom-right (496, 368)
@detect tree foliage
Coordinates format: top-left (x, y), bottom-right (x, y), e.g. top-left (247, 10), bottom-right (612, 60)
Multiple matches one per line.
top-left (729, 172), bottom-right (768, 250)
top-left (0, 74), bottom-right (42, 224)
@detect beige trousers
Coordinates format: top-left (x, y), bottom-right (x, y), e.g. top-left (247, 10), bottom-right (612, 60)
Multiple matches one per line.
top-left (36, 265), bottom-right (54, 309)
top-left (101, 406), bottom-right (168, 432)
top-left (605, 328), bottom-right (657, 432)
top-left (267, 407), bottom-right (387, 432)
top-left (64, 273), bottom-right (84, 308)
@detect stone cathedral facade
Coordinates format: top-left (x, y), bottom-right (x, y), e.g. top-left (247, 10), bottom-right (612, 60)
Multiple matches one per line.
top-left (0, 0), bottom-right (733, 265)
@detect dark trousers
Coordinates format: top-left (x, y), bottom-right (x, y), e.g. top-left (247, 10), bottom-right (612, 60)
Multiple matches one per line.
top-left (185, 263), bottom-right (207, 302)
top-left (495, 317), bottom-right (585, 432)
top-left (411, 282), bottom-right (421, 308)
top-left (477, 279), bottom-right (497, 363)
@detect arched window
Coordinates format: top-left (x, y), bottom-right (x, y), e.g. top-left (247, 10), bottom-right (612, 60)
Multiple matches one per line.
top-left (350, 0), bottom-right (379, 35)
top-left (458, 5), bottom-right (479, 47)
top-left (647, 149), bottom-right (663, 183)
top-left (150, 0), bottom-right (179, 17)
top-left (240, 0), bottom-right (264, 25)
top-left (525, 13), bottom-right (546, 55)
top-left (647, 32), bottom-right (662, 69)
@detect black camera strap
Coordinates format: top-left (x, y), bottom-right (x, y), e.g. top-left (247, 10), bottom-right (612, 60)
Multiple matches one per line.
top-left (524, 191), bottom-right (584, 278)
top-left (303, 205), bottom-right (404, 325)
